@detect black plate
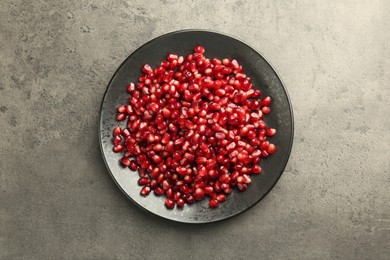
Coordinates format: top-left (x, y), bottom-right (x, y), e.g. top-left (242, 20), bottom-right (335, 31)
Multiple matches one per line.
top-left (99, 30), bottom-right (294, 223)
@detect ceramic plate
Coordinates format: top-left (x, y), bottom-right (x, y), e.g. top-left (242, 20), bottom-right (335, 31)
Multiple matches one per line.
top-left (99, 30), bottom-right (293, 223)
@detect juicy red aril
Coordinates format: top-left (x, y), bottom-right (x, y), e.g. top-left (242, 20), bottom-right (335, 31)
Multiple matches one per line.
top-left (142, 64), bottom-right (153, 74)
top-left (121, 157), bottom-right (131, 167)
top-left (262, 106), bottom-right (270, 114)
top-left (112, 45), bottom-right (277, 209)
top-left (140, 186), bottom-right (151, 196)
top-left (129, 160), bottom-right (138, 171)
top-left (117, 105), bottom-right (127, 113)
top-left (194, 45), bottom-right (205, 54)
top-left (176, 198), bottom-right (186, 207)
top-left (252, 164), bottom-right (262, 174)
top-left (116, 113), bottom-right (126, 121)
top-left (266, 128), bottom-right (276, 137)
top-left (113, 135), bottom-right (122, 145)
top-left (209, 199), bottom-right (219, 208)
top-left (113, 144), bottom-right (124, 153)
top-left (194, 188), bottom-right (205, 200)
top-left (216, 194), bottom-right (226, 202)
top-left (154, 187), bottom-right (164, 195)
top-left (165, 198), bottom-right (175, 209)
top-left (267, 143), bottom-right (276, 154)
top-left (138, 177), bottom-right (150, 186)
top-left (260, 96), bottom-right (271, 106)
top-left (113, 126), bottom-right (122, 136)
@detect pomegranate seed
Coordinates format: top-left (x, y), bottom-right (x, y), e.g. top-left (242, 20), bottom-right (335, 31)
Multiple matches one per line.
top-left (150, 179), bottom-right (157, 189)
top-left (260, 96), bottom-right (271, 106)
top-left (194, 188), bottom-right (205, 200)
top-left (216, 194), bottom-right (226, 202)
top-left (174, 191), bottom-right (182, 201)
top-left (165, 198), bottom-right (175, 209)
top-left (222, 58), bottom-right (230, 66)
top-left (252, 165), bottom-right (262, 174)
top-left (138, 177), bottom-right (150, 186)
top-left (142, 64), bottom-right (153, 74)
top-left (113, 126), bottom-right (122, 136)
top-left (209, 199), bottom-right (219, 208)
top-left (242, 174), bottom-right (252, 184)
top-left (261, 150), bottom-right (269, 158)
top-left (223, 187), bottom-right (232, 194)
top-left (111, 45), bottom-right (277, 209)
top-left (154, 187), bottom-right (164, 196)
top-left (266, 128), bottom-right (276, 137)
top-left (116, 113), bottom-right (126, 121)
top-left (140, 186), bottom-right (151, 196)
top-left (121, 157), bottom-right (131, 167)
top-left (113, 135), bottom-right (122, 145)
top-left (166, 188), bottom-right (173, 199)
top-left (117, 105), bottom-right (126, 113)
top-left (162, 180), bottom-right (170, 190)
top-left (204, 185), bottom-right (214, 194)
top-left (185, 195), bottom-right (195, 204)
top-left (194, 45), bottom-right (205, 54)
top-left (127, 83), bottom-right (135, 93)
top-left (176, 198), bottom-right (186, 207)
top-left (113, 144), bottom-right (124, 153)
top-left (231, 59), bottom-right (239, 69)
top-left (267, 143), bottom-right (276, 154)
top-left (129, 160), bottom-right (138, 171)
top-left (262, 106), bottom-right (271, 114)
top-left (237, 183), bottom-right (247, 191)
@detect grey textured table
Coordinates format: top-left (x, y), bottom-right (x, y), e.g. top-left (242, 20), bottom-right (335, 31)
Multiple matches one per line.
top-left (1, 1), bottom-right (389, 259)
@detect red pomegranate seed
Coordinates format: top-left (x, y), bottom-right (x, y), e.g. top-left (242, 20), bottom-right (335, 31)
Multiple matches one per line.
top-left (113, 135), bottom-right (122, 145)
top-left (266, 128), bottom-right (276, 137)
top-left (165, 198), bottom-right (175, 209)
top-left (194, 188), bottom-right (205, 200)
top-left (237, 183), bottom-right (247, 191)
top-left (204, 185), bottom-right (214, 194)
top-left (154, 187), bottom-right (164, 196)
top-left (113, 144), bottom-right (124, 153)
top-left (113, 126), bottom-right (122, 136)
top-left (262, 106), bottom-right (271, 114)
top-left (138, 177), bottom-right (150, 186)
top-left (194, 45), bottom-right (205, 54)
top-left (127, 83), bottom-right (135, 93)
top-left (111, 45), bottom-right (277, 209)
top-left (176, 198), bottom-right (186, 207)
top-left (223, 187), bottom-right (232, 194)
top-left (267, 143), bottom-right (276, 154)
top-left (184, 195), bottom-right (195, 204)
top-left (216, 194), bottom-right (226, 203)
top-left (166, 188), bottom-right (173, 199)
top-left (261, 150), bottom-right (269, 158)
top-left (150, 179), bottom-right (157, 189)
top-left (140, 186), bottom-right (151, 196)
top-left (116, 113), bottom-right (126, 121)
top-left (209, 199), bottom-right (219, 208)
top-left (162, 179), bottom-right (170, 190)
top-left (142, 64), bottom-right (153, 74)
top-left (122, 129), bottom-right (130, 138)
top-left (129, 160), bottom-right (138, 171)
top-left (117, 105), bottom-right (126, 113)
top-left (121, 157), bottom-right (131, 167)
top-left (260, 96), bottom-right (271, 106)
top-left (252, 165), bottom-right (262, 174)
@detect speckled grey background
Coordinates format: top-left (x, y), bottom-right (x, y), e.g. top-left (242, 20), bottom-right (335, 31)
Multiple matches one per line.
top-left (1, 0), bottom-right (389, 259)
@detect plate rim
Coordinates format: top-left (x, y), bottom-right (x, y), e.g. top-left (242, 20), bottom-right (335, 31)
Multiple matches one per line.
top-left (98, 29), bottom-right (294, 224)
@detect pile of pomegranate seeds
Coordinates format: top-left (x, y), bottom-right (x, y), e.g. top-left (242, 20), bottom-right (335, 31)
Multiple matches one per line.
top-left (112, 46), bottom-right (276, 209)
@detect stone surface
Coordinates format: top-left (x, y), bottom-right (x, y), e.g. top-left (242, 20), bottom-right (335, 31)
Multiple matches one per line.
top-left (0, 0), bottom-right (389, 259)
